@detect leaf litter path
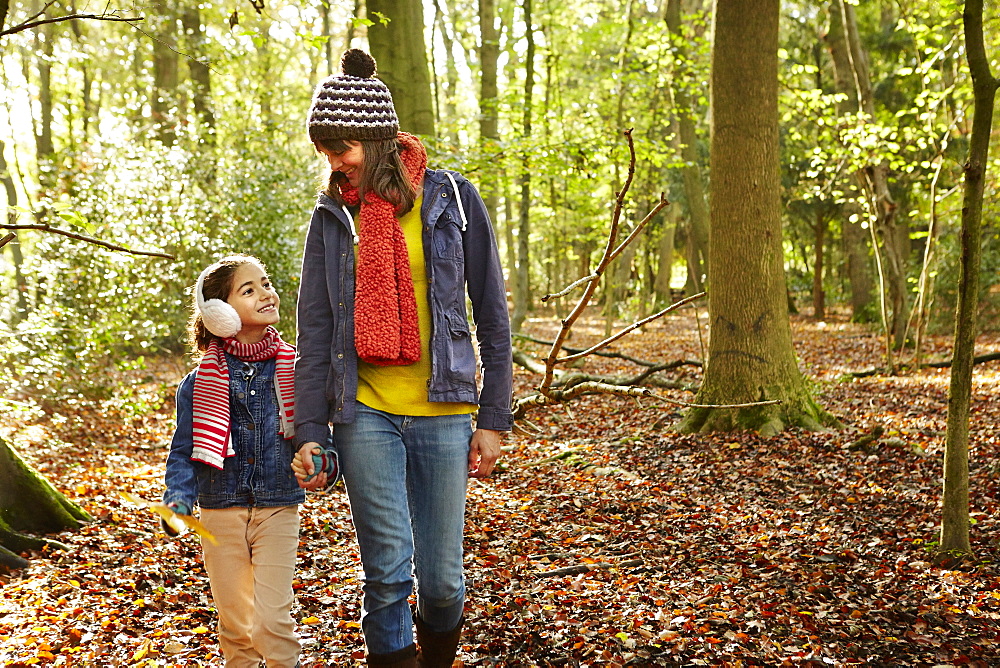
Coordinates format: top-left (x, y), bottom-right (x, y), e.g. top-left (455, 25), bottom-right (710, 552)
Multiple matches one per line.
top-left (2, 312), bottom-right (1000, 666)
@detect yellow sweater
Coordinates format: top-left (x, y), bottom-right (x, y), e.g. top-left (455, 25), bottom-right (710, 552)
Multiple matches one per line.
top-left (357, 195), bottom-right (477, 417)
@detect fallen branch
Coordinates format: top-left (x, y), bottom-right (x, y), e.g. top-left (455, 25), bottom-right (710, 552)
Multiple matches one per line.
top-left (851, 351), bottom-right (1000, 377)
top-left (925, 351), bottom-right (1000, 368)
top-left (535, 559), bottom-right (644, 578)
top-left (1, 224), bottom-right (174, 259)
top-left (514, 380), bottom-right (780, 420)
top-left (524, 447), bottom-right (588, 467)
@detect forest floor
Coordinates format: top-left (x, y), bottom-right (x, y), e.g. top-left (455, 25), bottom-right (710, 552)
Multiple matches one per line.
top-left (1, 309), bottom-right (1000, 667)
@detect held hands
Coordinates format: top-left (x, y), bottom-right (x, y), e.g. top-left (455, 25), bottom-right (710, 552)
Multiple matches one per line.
top-left (469, 428), bottom-right (501, 478)
top-left (293, 442), bottom-right (329, 490)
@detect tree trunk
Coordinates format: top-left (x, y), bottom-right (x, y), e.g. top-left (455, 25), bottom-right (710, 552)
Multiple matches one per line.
top-left (181, 3), bottom-right (215, 138)
top-left (0, 140), bottom-right (27, 322)
top-left (665, 0), bottom-right (709, 295)
top-left (479, 0), bottom-right (501, 226)
top-left (813, 210), bottom-right (827, 320)
top-left (824, 1), bottom-right (874, 322)
top-left (367, 0), bottom-right (436, 136)
top-left (677, 0), bottom-right (834, 436)
top-left (510, 0), bottom-right (535, 333)
top-left (432, 0), bottom-right (460, 147)
top-left (841, 0), bottom-right (906, 345)
top-left (320, 0), bottom-right (335, 75)
top-left (151, 7), bottom-right (178, 145)
top-left (940, 0), bottom-right (996, 557)
top-left (654, 205), bottom-right (678, 306)
top-left (0, 436), bottom-right (92, 568)
top-left (34, 22), bottom-right (55, 192)
top-left (829, 0), bottom-right (907, 343)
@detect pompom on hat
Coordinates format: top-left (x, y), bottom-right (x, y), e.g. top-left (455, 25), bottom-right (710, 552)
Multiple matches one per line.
top-left (195, 263), bottom-right (242, 339)
top-left (307, 49), bottom-right (400, 142)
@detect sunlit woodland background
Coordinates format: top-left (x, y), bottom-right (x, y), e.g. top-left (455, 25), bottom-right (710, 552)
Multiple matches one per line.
top-left (1, 0), bottom-right (996, 399)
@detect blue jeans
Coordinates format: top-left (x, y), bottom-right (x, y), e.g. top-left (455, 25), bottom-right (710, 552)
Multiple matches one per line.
top-left (335, 404), bottom-right (472, 654)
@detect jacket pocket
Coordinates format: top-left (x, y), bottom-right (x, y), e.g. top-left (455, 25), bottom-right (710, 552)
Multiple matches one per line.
top-left (434, 214), bottom-right (464, 261)
top-left (445, 311), bottom-right (477, 385)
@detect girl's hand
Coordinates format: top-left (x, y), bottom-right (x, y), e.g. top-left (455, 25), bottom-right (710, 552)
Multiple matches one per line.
top-left (469, 429), bottom-right (501, 478)
top-left (293, 442), bottom-right (327, 490)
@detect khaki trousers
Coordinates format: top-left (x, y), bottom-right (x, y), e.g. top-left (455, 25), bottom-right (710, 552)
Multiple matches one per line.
top-left (200, 505), bottom-right (301, 668)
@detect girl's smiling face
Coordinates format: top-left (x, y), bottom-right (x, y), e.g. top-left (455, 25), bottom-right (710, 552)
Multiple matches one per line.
top-left (226, 262), bottom-right (280, 336)
top-left (317, 141), bottom-right (365, 187)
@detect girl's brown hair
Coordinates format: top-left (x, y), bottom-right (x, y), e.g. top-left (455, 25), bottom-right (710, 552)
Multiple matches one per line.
top-left (316, 137), bottom-right (417, 216)
top-left (187, 255), bottom-right (267, 353)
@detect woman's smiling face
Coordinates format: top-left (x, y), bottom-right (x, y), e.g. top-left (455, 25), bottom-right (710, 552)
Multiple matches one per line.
top-left (317, 141), bottom-right (365, 187)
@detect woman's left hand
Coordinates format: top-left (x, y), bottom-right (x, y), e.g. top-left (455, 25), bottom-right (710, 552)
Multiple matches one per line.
top-left (469, 428), bottom-right (501, 478)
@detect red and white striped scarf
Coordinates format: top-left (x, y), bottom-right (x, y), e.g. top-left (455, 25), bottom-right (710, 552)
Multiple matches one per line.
top-left (191, 326), bottom-right (296, 469)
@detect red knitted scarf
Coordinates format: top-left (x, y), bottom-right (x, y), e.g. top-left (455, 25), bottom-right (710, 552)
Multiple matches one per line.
top-left (341, 132), bottom-right (425, 366)
top-left (191, 326), bottom-right (296, 469)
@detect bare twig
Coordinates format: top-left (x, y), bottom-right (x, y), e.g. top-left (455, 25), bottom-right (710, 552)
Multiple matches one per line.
top-left (1, 224), bottom-right (174, 259)
top-left (540, 129), bottom-right (666, 393)
top-left (541, 273), bottom-right (598, 302)
top-left (558, 292), bottom-right (705, 364)
top-left (514, 332), bottom-right (702, 369)
top-left (0, 233), bottom-right (14, 249)
top-left (608, 192), bottom-right (668, 264)
top-left (1, 13), bottom-right (143, 37)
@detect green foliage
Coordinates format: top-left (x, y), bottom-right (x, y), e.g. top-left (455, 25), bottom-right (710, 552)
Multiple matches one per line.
top-left (1, 130), bottom-right (312, 398)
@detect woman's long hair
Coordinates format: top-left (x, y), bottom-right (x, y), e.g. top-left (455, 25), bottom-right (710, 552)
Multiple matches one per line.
top-left (316, 137), bottom-right (417, 216)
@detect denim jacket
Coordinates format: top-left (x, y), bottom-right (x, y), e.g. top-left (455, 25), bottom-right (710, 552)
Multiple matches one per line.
top-left (294, 169), bottom-right (514, 446)
top-left (164, 354), bottom-right (306, 511)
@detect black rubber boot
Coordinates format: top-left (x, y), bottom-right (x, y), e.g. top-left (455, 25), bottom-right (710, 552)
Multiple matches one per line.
top-left (367, 643), bottom-right (418, 668)
top-left (414, 615), bottom-right (463, 668)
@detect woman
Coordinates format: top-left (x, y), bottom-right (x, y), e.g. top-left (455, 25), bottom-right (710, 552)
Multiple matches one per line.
top-left (292, 49), bottom-right (513, 668)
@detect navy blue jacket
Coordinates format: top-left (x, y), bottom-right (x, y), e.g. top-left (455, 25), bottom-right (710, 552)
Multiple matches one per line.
top-left (164, 354), bottom-right (306, 510)
top-left (294, 169), bottom-right (514, 446)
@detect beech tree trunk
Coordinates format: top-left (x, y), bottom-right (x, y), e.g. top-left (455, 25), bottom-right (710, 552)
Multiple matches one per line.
top-left (510, 0), bottom-right (535, 333)
top-left (677, 0), bottom-right (833, 436)
top-left (940, 0), bottom-right (996, 557)
top-left (813, 211), bottom-right (827, 320)
top-left (367, 0), bottom-right (436, 136)
top-left (151, 7), bottom-right (178, 145)
top-left (665, 0), bottom-right (709, 295)
top-left (0, 436), bottom-right (92, 568)
top-left (824, 1), bottom-right (874, 322)
top-left (181, 3), bottom-right (215, 137)
top-left (827, 1), bottom-right (907, 339)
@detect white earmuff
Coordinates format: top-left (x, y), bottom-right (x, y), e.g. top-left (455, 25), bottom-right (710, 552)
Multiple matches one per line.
top-left (195, 264), bottom-right (242, 339)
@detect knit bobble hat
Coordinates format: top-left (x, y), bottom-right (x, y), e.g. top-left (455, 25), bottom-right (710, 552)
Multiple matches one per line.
top-left (307, 49), bottom-right (399, 142)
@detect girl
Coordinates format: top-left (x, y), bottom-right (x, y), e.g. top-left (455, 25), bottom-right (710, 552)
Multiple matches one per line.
top-left (163, 255), bottom-right (332, 668)
top-left (292, 50), bottom-right (514, 668)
